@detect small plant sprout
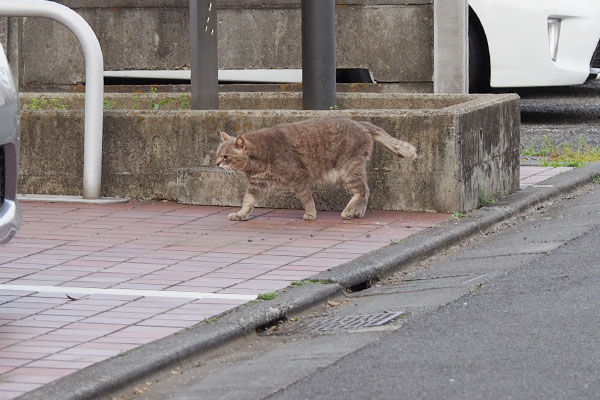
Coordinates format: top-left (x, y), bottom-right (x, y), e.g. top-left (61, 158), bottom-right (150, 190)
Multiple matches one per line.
top-left (592, 174), bottom-right (600, 184)
top-left (290, 279), bottom-right (329, 286)
top-left (24, 97), bottom-right (68, 111)
top-left (479, 188), bottom-right (500, 207)
top-left (257, 292), bottom-right (278, 301)
top-left (24, 98), bottom-right (41, 110)
top-left (450, 211), bottom-right (466, 220)
top-left (103, 99), bottom-right (116, 110)
top-left (179, 93), bottom-right (190, 110)
top-left (149, 86), bottom-right (172, 110)
top-left (47, 98), bottom-right (68, 110)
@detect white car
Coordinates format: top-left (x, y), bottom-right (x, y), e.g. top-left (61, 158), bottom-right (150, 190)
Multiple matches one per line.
top-left (0, 43), bottom-right (21, 244)
top-left (469, 0), bottom-right (600, 91)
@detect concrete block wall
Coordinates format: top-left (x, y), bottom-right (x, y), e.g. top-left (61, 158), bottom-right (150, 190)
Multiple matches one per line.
top-left (18, 92), bottom-right (520, 213)
top-left (3, 0), bottom-right (434, 91)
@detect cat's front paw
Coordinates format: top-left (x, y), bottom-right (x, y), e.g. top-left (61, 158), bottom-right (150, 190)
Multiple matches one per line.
top-left (303, 212), bottom-right (317, 220)
top-left (228, 212), bottom-right (245, 221)
top-left (341, 208), bottom-right (366, 219)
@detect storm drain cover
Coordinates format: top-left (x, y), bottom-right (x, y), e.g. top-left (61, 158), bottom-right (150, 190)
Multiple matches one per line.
top-left (303, 311), bottom-right (405, 333)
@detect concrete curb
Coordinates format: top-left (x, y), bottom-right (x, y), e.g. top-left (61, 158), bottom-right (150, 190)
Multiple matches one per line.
top-left (18, 162), bottom-right (600, 400)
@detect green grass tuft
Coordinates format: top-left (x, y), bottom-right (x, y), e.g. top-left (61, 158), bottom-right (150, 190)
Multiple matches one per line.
top-left (478, 188), bottom-right (500, 207)
top-left (522, 135), bottom-right (600, 167)
top-left (257, 292), bottom-right (278, 301)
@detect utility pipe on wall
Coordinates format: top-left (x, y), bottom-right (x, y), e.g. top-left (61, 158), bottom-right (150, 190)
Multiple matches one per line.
top-left (189, 0), bottom-right (219, 110)
top-left (301, 0), bottom-right (336, 110)
top-left (0, 0), bottom-right (104, 199)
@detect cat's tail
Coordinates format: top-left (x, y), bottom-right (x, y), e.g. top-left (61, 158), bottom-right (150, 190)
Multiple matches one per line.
top-left (361, 122), bottom-right (417, 160)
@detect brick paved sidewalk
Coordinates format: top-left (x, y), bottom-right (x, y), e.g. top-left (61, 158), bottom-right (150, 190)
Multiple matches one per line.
top-left (0, 166), bottom-right (570, 399)
top-left (520, 165), bottom-right (574, 188)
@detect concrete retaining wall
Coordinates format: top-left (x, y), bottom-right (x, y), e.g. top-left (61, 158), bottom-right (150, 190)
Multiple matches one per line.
top-left (19, 92), bottom-right (520, 213)
top-left (3, 0), bottom-right (433, 91)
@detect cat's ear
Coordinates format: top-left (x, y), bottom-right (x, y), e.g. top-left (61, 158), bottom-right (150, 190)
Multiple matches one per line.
top-left (220, 131), bottom-right (232, 142)
top-left (235, 136), bottom-right (247, 150)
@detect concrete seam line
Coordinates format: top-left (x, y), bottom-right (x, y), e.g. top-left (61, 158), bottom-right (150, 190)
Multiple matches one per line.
top-left (18, 283), bottom-right (343, 400)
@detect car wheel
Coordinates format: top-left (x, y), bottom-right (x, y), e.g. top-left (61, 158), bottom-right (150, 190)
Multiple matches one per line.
top-left (468, 10), bottom-right (490, 93)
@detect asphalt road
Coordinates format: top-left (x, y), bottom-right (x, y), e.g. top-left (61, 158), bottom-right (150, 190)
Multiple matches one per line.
top-left (517, 78), bottom-right (600, 150)
top-left (267, 184), bottom-right (600, 400)
top-left (112, 181), bottom-right (600, 400)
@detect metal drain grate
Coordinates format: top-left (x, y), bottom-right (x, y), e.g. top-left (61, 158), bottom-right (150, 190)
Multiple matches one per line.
top-left (303, 311), bottom-right (405, 333)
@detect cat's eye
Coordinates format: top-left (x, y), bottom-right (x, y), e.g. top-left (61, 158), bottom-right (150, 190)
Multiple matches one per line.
top-left (222, 155), bottom-right (228, 160)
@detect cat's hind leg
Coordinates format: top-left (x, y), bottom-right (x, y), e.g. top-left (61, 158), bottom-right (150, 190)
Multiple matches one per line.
top-left (229, 182), bottom-right (263, 221)
top-left (291, 183), bottom-right (317, 220)
top-left (341, 165), bottom-right (370, 219)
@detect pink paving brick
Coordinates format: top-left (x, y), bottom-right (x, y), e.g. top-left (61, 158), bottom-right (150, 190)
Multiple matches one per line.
top-left (223, 279), bottom-right (293, 291)
top-left (279, 265), bottom-right (335, 272)
top-left (257, 271), bottom-right (317, 281)
top-left (219, 263), bottom-right (279, 272)
top-left (519, 166), bottom-right (573, 188)
top-left (200, 270), bottom-right (264, 279)
top-left (184, 277), bottom-right (246, 287)
top-left (0, 382), bottom-right (43, 393)
top-left (164, 286), bottom-right (220, 293)
top-left (0, 373), bottom-right (57, 384)
top-left (9, 367), bottom-right (78, 378)
top-left (237, 255), bottom-right (301, 266)
top-left (1, 346), bottom-right (64, 355)
top-left (41, 353), bottom-right (108, 363)
top-left (0, 359), bottom-right (31, 368)
top-left (0, 351), bottom-right (52, 361)
top-left (287, 257), bottom-right (353, 268)
top-left (26, 360), bottom-right (94, 369)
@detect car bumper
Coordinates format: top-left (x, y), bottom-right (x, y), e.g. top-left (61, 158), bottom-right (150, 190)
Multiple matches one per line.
top-left (0, 141), bottom-right (21, 245)
top-left (471, 0), bottom-right (600, 87)
top-left (0, 199), bottom-right (21, 245)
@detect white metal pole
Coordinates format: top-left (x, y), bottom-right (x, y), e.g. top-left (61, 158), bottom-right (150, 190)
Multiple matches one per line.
top-left (0, 0), bottom-right (104, 199)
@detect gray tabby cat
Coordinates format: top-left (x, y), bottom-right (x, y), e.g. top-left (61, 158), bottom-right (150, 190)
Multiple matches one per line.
top-left (216, 117), bottom-right (417, 221)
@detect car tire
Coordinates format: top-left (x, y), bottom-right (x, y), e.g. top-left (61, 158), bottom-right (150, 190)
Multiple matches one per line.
top-left (468, 10), bottom-right (490, 93)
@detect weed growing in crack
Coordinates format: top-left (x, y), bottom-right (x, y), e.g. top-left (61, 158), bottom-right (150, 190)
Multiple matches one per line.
top-left (257, 292), bottom-right (278, 301)
top-left (479, 188), bottom-right (500, 207)
top-left (522, 135), bottom-right (600, 167)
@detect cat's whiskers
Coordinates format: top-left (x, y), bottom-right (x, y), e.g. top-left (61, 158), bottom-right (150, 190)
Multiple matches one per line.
top-left (220, 165), bottom-right (235, 176)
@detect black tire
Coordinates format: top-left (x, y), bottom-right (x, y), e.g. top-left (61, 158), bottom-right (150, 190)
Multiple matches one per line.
top-left (468, 9), bottom-right (490, 93)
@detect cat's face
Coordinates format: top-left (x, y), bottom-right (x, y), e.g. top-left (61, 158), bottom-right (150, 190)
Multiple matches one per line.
top-left (216, 132), bottom-right (248, 172)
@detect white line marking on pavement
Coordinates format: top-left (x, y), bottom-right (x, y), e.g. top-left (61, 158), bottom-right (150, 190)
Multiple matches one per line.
top-left (0, 284), bottom-right (257, 301)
